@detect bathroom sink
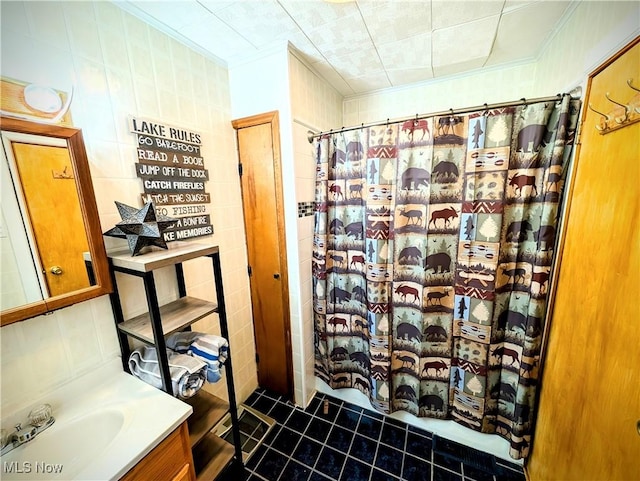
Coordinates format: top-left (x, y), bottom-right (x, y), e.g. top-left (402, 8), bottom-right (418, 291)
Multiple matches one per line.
top-left (1, 366), bottom-right (192, 480)
top-left (1, 410), bottom-right (125, 480)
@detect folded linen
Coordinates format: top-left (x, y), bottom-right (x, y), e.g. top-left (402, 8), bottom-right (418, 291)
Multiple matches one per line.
top-left (166, 331), bottom-right (229, 383)
top-left (128, 345), bottom-right (207, 399)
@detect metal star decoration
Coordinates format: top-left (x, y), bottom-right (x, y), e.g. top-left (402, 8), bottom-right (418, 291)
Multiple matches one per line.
top-left (104, 201), bottom-right (177, 256)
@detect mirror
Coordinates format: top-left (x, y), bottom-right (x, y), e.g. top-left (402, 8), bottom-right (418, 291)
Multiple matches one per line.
top-left (0, 116), bottom-right (111, 325)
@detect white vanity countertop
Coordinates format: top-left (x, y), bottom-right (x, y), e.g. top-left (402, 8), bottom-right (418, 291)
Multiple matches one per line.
top-left (1, 359), bottom-right (192, 480)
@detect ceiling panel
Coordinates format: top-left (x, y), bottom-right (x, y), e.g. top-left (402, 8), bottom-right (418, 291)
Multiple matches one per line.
top-left (118, 0), bottom-right (576, 96)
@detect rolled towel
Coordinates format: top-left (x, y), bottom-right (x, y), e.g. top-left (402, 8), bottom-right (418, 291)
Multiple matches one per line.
top-left (166, 331), bottom-right (229, 383)
top-left (128, 345), bottom-right (207, 399)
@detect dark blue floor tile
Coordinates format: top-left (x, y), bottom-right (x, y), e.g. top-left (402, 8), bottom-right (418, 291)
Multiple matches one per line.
top-left (336, 407), bottom-right (360, 430)
top-left (342, 401), bottom-right (365, 414)
top-left (252, 395), bottom-right (277, 415)
top-left (494, 464), bottom-right (526, 481)
top-left (356, 414), bottom-right (383, 440)
top-left (380, 422), bottom-right (407, 449)
top-left (305, 395), bottom-right (323, 415)
top-left (309, 472), bottom-right (331, 481)
top-left (406, 431), bottom-right (432, 459)
top-left (374, 446), bottom-right (404, 477)
top-left (293, 436), bottom-right (323, 467)
top-left (272, 426), bottom-right (300, 453)
top-left (434, 466), bottom-right (464, 481)
top-left (385, 416), bottom-right (406, 428)
top-left (434, 452), bottom-right (463, 473)
top-left (306, 417), bottom-right (332, 443)
top-left (408, 423), bottom-right (433, 438)
top-left (246, 444), bottom-right (267, 470)
top-left (349, 433), bottom-right (378, 464)
top-left (371, 467), bottom-right (400, 481)
top-left (245, 391), bottom-right (260, 407)
top-left (326, 425), bottom-right (354, 452)
top-left (269, 402), bottom-right (295, 423)
top-left (315, 446), bottom-right (346, 479)
top-left (403, 453), bottom-right (432, 481)
top-left (315, 399), bottom-right (342, 423)
top-left (281, 459), bottom-right (312, 481)
top-left (255, 448), bottom-right (288, 480)
top-left (464, 463), bottom-right (496, 481)
top-left (343, 456), bottom-right (373, 480)
top-left (264, 424), bottom-right (281, 446)
top-left (287, 409), bottom-right (313, 434)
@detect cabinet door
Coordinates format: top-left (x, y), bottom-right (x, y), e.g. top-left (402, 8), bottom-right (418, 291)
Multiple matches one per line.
top-left (121, 422), bottom-right (195, 481)
top-left (527, 38), bottom-right (640, 480)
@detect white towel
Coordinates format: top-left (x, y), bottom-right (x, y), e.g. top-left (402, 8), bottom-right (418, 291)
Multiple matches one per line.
top-left (128, 345), bottom-right (207, 399)
top-left (166, 331), bottom-right (228, 383)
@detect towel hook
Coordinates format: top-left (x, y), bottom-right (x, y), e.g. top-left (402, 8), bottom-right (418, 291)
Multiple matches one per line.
top-left (587, 103), bottom-right (610, 132)
top-left (627, 78), bottom-right (640, 93)
top-left (605, 92), bottom-right (630, 123)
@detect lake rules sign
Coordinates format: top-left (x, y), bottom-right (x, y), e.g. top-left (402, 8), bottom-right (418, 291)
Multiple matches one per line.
top-left (130, 116), bottom-right (213, 241)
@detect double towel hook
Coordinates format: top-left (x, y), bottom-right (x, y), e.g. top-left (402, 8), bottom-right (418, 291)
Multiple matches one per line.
top-left (588, 77), bottom-right (640, 133)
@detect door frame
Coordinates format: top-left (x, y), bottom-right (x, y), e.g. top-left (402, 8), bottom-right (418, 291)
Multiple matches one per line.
top-left (232, 110), bottom-right (294, 399)
top-left (526, 36), bottom-right (640, 474)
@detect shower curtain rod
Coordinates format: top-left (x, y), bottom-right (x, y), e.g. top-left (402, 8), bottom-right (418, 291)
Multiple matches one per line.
top-left (307, 92), bottom-right (574, 143)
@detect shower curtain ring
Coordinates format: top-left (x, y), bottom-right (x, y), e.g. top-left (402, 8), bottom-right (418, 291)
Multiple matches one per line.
top-left (521, 98), bottom-right (527, 108)
top-left (483, 103), bottom-right (489, 116)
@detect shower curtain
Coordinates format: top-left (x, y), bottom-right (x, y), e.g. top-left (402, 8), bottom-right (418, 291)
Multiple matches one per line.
top-left (312, 95), bottom-right (580, 460)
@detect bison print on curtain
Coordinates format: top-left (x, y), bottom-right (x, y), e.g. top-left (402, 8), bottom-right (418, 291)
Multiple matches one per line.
top-left (313, 96), bottom-right (580, 460)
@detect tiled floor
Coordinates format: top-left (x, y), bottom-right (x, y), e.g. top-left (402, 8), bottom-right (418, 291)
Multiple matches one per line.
top-left (220, 388), bottom-right (526, 481)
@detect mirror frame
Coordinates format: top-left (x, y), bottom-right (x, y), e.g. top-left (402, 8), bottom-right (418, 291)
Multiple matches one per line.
top-left (1, 116), bottom-right (112, 326)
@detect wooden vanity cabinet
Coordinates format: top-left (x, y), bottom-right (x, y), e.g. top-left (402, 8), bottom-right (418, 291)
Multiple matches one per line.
top-left (120, 421), bottom-right (195, 481)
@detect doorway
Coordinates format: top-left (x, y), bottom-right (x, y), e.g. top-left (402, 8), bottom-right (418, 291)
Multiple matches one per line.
top-left (232, 111), bottom-right (293, 399)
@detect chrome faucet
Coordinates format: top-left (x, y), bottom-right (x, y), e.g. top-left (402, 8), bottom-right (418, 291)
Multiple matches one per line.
top-left (1, 404), bottom-right (55, 456)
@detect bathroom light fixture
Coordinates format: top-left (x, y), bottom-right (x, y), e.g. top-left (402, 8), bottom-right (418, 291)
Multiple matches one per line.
top-left (23, 84), bottom-right (63, 113)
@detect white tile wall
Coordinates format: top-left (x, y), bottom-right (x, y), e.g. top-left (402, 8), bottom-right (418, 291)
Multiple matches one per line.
top-left (288, 50), bottom-right (342, 407)
top-left (1, 1), bottom-right (257, 415)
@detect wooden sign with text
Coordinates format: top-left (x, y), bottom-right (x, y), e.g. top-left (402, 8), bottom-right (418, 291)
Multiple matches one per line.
top-left (130, 116), bottom-right (213, 240)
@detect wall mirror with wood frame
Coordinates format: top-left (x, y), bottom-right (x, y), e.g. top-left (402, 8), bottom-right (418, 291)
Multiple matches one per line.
top-left (0, 116), bottom-right (111, 326)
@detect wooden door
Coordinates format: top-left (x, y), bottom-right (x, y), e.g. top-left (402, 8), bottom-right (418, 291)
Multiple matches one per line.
top-left (233, 111), bottom-right (293, 398)
top-left (12, 142), bottom-right (91, 297)
top-left (527, 39), bottom-right (640, 480)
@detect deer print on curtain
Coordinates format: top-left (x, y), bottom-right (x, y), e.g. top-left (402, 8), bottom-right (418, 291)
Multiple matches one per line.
top-left (312, 95), bottom-right (580, 460)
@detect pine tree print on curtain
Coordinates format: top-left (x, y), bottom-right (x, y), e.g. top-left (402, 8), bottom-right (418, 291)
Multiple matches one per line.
top-left (313, 96), bottom-right (580, 460)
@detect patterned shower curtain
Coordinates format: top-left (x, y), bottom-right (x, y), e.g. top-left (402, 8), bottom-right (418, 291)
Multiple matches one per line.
top-left (312, 96), bottom-right (580, 460)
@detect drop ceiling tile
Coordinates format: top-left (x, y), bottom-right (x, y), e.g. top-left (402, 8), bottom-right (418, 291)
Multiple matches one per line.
top-left (431, 0), bottom-right (504, 30)
top-left (327, 47), bottom-right (385, 78)
top-left (486, 1), bottom-right (571, 66)
top-left (358, 1), bottom-right (432, 44)
top-left (197, 0), bottom-right (235, 13)
top-left (346, 71), bottom-right (392, 94)
top-left (432, 14), bottom-right (500, 67)
top-left (184, 12), bottom-right (256, 59)
top-left (376, 32), bottom-right (432, 70)
top-left (279, 0), bottom-right (360, 30)
top-left (306, 11), bottom-right (373, 58)
top-left (212, 1), bottom-right (300, 47)
top-left (386, 66), bottom-right (434, 86)
top-left (487, 2), bottom-right (567, 65)
top-left (128, 1), bottom-right (212, 30)
top-left (432, 56), bottom-right (485, 77)
top-left (311, 61), bottom-right (355, 96)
